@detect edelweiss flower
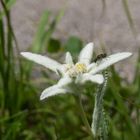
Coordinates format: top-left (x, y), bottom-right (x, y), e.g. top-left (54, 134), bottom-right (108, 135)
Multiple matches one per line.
top-left (21, 42), bottom-right (132, 100)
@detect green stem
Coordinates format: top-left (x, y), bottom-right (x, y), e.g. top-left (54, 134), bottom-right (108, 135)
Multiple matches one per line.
top-left (75, 95), bottom-right (94, 139)
top-left (91, 71), bottom-right (108, 138)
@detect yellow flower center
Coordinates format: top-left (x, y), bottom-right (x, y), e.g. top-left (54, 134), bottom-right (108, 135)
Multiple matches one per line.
top-left (64, 63), bottom-right (87, 77)
top-left (75, 63), bottom-right (87, 73)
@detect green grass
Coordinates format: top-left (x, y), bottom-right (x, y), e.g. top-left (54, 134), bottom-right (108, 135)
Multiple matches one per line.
top-left (0, 0), bottom-right (140, 139)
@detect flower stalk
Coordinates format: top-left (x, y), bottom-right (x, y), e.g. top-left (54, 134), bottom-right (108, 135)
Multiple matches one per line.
top-left (91, 71), bottom-right (108, 139)
top-left (74, 94), bottom-right (94, 139)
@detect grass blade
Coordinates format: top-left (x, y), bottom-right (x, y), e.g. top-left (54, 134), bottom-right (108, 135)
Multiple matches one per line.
top-left (122, 0), bottom-right (137, 36)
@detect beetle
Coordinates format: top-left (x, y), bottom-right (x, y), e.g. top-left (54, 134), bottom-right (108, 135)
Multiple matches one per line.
top-left (94, 53), bottom-right (107, 63)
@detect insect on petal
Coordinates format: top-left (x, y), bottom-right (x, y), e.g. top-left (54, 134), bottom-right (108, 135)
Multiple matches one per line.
top-left (90, 52), bottom-right (132, 75)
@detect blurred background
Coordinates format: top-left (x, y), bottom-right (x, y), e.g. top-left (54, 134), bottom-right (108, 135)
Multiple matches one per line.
top-left (11, 0), bottom-right (140, 80)
top-left (0, 0), bottom-right (140, 139)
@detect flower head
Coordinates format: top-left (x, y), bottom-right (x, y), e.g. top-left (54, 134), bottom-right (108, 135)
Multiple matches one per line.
top-left (21, 42), bottom-right (132, 100)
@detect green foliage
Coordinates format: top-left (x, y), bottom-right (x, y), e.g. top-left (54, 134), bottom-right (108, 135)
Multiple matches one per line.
top-left (122, 0), bottom-right (137, 36)
top-left (0, 0), bottom-right (16, 19)
top-left (0, 0), bottom-right (140, 140)
top-left (91, 70), bottom-right (109, 140)
top-left (47, 38), bottom-right (61, 53)
top-left (32, 10), bottom-right (63, 53)
top-left (64, 36), bottom-right (83, 57)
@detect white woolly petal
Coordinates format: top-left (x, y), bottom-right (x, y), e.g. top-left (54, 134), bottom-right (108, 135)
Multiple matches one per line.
top-left (87, 63), bottom-right (96, 72)
top-left (78, 42), bottom-right (94, 65)
top-left (65, 52), bottom-right (74, 65)
top-left (40, 76), bottom-right (72, 100)
top-left (90, 52), bottom-right (132, 75)
top-left (21, 52), bottom-right (62, 73)
top-left (40, 85), bottom-right (68, 100)
top-left (80, 73), bottom-right (104, 84)
top-left (57, 75), bottom-right (72, 87)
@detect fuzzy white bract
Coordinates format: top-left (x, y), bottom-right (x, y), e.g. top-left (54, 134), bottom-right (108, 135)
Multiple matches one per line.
top-left (21, 42), bottom-right (132, 100)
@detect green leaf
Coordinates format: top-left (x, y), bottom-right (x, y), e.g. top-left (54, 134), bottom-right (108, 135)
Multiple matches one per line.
top-left (0, 0), bottom-right (16, 19)
top-left (47, 38), bottom-right (61, 53)
top-left (32, 10), bottom-right (63, 53)
top-left (32, 10), bottom-right (50, 52)
top-left (122, 0), bottom-right (136, 36)
top-left (64, 36), bottom-right (83, 56)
